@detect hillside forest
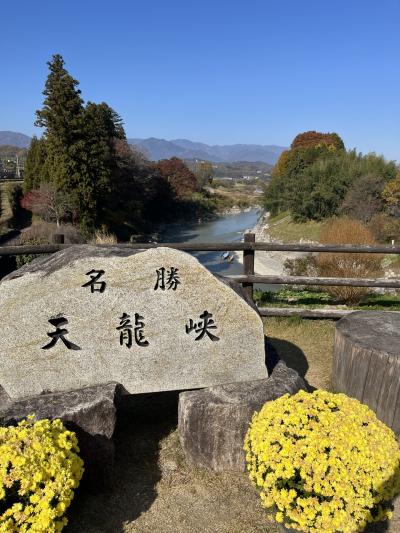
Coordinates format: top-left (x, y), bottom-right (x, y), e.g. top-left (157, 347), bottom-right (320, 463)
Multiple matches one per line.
top-left (264, 131), bottom-right (400, 242)
top-left (9, 54), bottom-right (251, 241)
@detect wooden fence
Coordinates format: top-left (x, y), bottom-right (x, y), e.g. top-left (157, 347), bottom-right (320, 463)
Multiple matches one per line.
top-left (1, 232), bottom-right (399, 319)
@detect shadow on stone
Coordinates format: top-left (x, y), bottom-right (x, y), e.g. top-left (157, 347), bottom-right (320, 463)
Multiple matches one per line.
top-left (266, 336), bottom-right (309, 379)
top-left (66, 391), bottom-right (180, 533)
top-left (0, 255), bottom-right (17, 281)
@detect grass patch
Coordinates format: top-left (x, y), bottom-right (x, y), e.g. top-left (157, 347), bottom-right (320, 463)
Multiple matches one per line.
top-left (358, 293), bottom-right (400, 310)
top-left (267, 214), bottom-right (325, 243)
top-left (208, 185), bottom-right (260, 209)
top-left (267, 211), bottom-right (290, 224)
top-left (255, 288), bottom-right (400, 311)
top-left (255, 288), bottom-right (333, 308)
top-left (265, 317), bottom-right (335, 391)
top-left (0, 182), bottom-right (14, 225)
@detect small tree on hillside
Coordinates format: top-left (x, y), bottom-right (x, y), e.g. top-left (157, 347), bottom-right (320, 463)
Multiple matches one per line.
top-left (21, 183), bottom-right (74, 227)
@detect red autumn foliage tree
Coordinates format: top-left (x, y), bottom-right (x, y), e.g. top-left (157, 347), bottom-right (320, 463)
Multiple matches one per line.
top-left (153, 157), bottom-right (197, 198)
top-left (291, 131), bottom-right (345, 150)
top-left (20, 183), bottom-right (74, 227)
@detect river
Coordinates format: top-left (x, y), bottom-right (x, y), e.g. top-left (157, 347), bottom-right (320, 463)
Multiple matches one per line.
top-left (160, 208), bottom-right (260, 277)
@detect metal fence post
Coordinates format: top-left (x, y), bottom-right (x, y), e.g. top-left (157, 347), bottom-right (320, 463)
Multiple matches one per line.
top-left (243, 232), bottom-right (255, 301)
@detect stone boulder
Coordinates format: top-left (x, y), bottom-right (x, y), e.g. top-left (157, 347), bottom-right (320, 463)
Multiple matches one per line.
top-left (178, 360), bottom-right (307, 472)
top-left (0, 245), bottom-right (267, 401)
top-left (0, 382), bottom-right (122, 490)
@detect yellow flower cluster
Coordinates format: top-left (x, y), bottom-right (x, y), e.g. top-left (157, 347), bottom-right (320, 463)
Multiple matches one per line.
top-left (244, 390), bottom-right (400, 533)
top-left (0, 416), bottom-right (84, 532)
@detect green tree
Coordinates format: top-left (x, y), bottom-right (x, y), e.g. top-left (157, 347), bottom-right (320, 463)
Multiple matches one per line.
top-left (35, 54), bottom-right (84, 191)
top-left (23, 136), bottom-right (48, 193)
top-left (35, 56), bottom-right (129, 234)
top-left (264, 135), bottom-right (343, 216)
top-left (292, 150), bottom-right (396, 221)
top-left (264, 127), bottom-right (396, 222)
top-left (340, 173), bottom-right (387, 223)
top-left (382, 171), bottom-right (400, 215)
top-left (75, 102), bottom-right (126, 232)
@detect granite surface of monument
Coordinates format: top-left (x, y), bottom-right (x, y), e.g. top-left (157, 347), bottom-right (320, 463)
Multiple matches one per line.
top-left (0, 245), bottom-right (267, 401)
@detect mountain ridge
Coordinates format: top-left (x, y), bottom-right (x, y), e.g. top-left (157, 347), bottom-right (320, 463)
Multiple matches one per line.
top-left (128, 137), bottom-right (286, 163)
top-left (0, 131), bottom-right (286, 164)
top-left (0, 131), bottom-right (32, 148)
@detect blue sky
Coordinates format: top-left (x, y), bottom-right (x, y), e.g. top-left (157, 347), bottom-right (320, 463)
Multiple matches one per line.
top-left (1, 0), bottom-right (399, 160)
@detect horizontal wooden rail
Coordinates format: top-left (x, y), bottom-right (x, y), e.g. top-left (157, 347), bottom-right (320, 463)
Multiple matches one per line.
top-left (258, 307), bottom-right (355, 319)
top-left (1, 242), bottom-right (400, 256)
top-left (230, 274), bottom-right (400, 288)
top-left (0, 244), bottom-right (68, 255)
top-left (259, 307), bottom-right (400, 319)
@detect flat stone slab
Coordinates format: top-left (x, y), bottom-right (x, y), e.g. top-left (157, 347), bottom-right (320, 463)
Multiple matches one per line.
top-left (0, 382), bottom-right (121, 489)
top-left (0, 245), bottom-right (267, 400)
top-left (178, 361), bottom-right (307, 471)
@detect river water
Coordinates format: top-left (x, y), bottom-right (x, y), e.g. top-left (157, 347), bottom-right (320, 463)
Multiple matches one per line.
top-left (160, 208), bottom-right (260, 277)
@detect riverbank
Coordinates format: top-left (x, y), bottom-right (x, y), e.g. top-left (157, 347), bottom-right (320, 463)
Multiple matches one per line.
top-left (233, 211), bottom-right (312, 276)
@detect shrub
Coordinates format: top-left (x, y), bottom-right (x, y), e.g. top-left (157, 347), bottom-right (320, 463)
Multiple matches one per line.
top-left (19, 222), bottom-right (84, 245)
top-left (0, 416), bottom-right (84, 532)
top-left (15, 236), bottom-right (49, 269)
top-left (284, 255), bottom-right (319, 277)
top-left (316, 218), bottom-right (382, 303)
top-left (244, 390), bottom-right (400, 533)
top-left (90, 228), bottom-right (117, 244)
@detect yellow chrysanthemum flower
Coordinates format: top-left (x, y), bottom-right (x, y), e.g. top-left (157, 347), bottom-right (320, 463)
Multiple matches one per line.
top-left (0, 416), bottom-right (84, 532)
top-left (244, 390), bottom-right (400, 533)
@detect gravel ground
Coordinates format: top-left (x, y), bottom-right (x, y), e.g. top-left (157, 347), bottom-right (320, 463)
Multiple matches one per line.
top-left (66, 392), bottom-right (278, 533)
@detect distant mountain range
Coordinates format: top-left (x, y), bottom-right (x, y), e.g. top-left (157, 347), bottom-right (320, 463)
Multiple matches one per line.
top-left (128, 137), bottom-right (286, 164)
top-left (0, 131), bottom-right (32, 148)
top-left (0, 131), bottom-right (286, 164)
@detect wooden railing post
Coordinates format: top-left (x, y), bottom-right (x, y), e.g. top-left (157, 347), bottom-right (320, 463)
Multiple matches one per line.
top-left (52, 234), bottom-right (65, 244)
top-left (243, 232), bottom-right (255, 301)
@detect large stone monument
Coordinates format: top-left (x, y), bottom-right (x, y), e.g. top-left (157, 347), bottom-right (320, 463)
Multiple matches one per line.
top-left (0, 245), bottom-right (267, 401)
top-left (0, 245), bottom-right (268, 488)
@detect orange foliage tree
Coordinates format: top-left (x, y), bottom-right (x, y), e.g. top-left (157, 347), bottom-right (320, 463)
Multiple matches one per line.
top-left (290, 131), bottom-right (345, 150)
top-left (153, 157), bottom-right (197, 199)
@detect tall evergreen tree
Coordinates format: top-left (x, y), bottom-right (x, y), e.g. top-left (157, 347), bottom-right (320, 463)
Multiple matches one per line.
top-left (76, 102), bottom-right (126, 232)
top-left (23, 136), bottom-right (48, 193)
top-left (34, 55), bottom-right (128, 233)
top-left (35, 54), bottom-right (84, 191)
